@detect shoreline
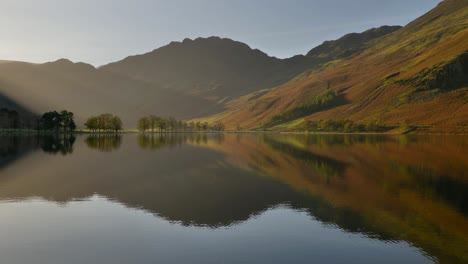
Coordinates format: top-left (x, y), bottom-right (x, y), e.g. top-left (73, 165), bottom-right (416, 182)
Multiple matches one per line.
top-left (1, 128), bottom-right (467, 136)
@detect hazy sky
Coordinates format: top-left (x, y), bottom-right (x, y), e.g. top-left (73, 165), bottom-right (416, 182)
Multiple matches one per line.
top-left (0, 0), bottom-right (440, 66)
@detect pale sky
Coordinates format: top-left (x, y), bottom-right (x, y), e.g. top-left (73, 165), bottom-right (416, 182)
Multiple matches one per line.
top-left (0, 0), bottom-right (440, 66)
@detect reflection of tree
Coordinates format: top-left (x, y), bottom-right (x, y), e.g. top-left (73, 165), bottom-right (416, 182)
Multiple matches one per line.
top-left (300, 134), bottom-right (392, 147)
top-left (0, 136), bottom-right (20, 157)
top-left (40, 135), bottom-right (75, 155)
top-left (138, 133), bottom-right (225, 150)
top-left (193, 134), bottom-right (208, 145)
top-left (190, 133), bottom-right (224, 146)
top-left (0, 135), bottom-right (75, 159)
top-left (85, 134), bottom-right (122, 152)
top-left (138, 134), bottom-right (179, 149)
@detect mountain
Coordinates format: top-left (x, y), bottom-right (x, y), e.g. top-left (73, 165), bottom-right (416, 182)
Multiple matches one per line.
top-left (101, 37), bottom-right (320, 101)
top-left (203, 0), bottom-right (468, 132)
top-left (102, 31), bottom-right (400, 102)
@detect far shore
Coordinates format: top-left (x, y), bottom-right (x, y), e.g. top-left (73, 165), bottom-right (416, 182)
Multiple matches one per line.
top-left (1, 127), bottom-right (467, 136)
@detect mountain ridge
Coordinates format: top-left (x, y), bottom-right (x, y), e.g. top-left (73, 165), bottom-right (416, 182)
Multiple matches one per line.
top-left (306, 25), bottom-right (402, 59)
top-left (100, 36), bottom-right (321, 101)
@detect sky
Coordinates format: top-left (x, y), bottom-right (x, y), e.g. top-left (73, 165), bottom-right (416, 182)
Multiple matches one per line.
top-left (0, 0), bottom-right (440, 66)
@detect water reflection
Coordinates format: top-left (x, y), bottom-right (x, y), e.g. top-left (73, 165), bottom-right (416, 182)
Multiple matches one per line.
top-left (263, 136), bottom-right (346, 181)
top-left (138, 133), bottom-right (225, 150)
top-left (0, 134), bottom-right (466, 263)
top-left (85, 134), bottom-right (122, 152)
top-left (0, 135), bottom-right (75, 159)
top-left (138, 134), bottom-right (186, 149)
top-left (41, 135), bottom-right (75, 155)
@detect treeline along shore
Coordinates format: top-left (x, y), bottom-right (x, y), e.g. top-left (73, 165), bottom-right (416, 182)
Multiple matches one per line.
top-left (0, 107), bottom-right (226, 134)
top-left (0, 108), bottom-right (76, 134)
top-left (0, 107), bottom-right (428, 134)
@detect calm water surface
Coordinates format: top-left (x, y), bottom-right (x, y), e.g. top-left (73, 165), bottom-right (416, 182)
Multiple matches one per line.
top-left (0, 134), bottom-right (466, 264)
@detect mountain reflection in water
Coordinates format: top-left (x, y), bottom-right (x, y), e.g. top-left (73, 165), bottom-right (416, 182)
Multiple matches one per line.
top-left (0, 133), bottom-right (466, 264)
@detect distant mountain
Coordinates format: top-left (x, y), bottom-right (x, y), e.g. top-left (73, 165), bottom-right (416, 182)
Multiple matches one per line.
top-left (0, 60), bottom-right (212, 126)
top-left (204, 0), bottom-right (468, 132)
top-left (101, 37), bottom-right (319, 100)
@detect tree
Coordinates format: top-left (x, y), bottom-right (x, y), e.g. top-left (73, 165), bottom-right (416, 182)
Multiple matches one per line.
top-left (110, 116), bottom-right (123, 133)
top-left (149, 115), bottom-right (159, 133)
top-left (85, 114), bottom-right (123, 133)
top-left (157, 118), bottom-right (166, 133)
top-left (98, 113), bottom-right (113, 132)
top-left (195, 122), bottom-right (202, 131)
top-left (69, 119), bottom-right (77, 132)
top-left (41, 111), bottom-right (61, 132)
top-left (85, 117), bottom-right (99, 132)
top-left (169, 117), bottom-right (177, 132)
top-left (8, 110), bottom-right (19, 131)
top-left (59, 110), bottom-right (75, 133)
top-left (188, 121), bottom-right (195, 132)
top-left (202, 122), bottom-right (209, 131)
top-left (177, 120), bottom-right (183, 132)
top-left (213, 122), bottom-right (225, 132)
top-left (0, 108), bottom-right (9, 129)
top-left (137, 117), bottom-right (150, 132)
top-left (366, 118), bottom-right (382, 132)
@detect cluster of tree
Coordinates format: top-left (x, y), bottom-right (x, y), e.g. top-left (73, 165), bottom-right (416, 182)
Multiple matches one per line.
top-left (303, 119), bottom-right (386, 133)
top-left (1, 108), bottom-right (77, 133)
top-left (264, 90), bottom-right (339, 128)
top-left (40, 110), bottom-right (76, 133)
top-left (137, 115), bottom-right (225, 133)
top-left (84, 114), bottom-right (123, 133)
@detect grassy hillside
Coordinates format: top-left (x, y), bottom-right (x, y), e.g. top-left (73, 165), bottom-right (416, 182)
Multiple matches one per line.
top-left (203, 0), bottom-right (468, 132)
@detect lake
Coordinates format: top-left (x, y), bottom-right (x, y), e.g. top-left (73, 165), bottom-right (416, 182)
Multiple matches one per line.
top-left (0, 133), bottom-right (466, 264)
